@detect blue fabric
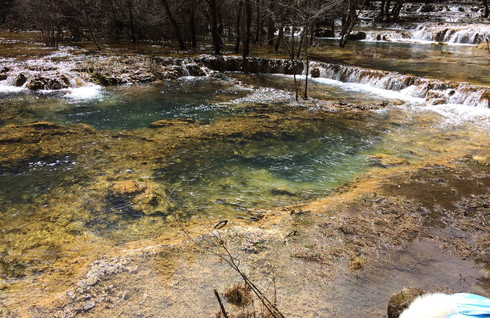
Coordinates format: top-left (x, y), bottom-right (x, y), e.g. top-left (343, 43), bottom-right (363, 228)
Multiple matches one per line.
top-left (447, 293), bottom-right (490, 317)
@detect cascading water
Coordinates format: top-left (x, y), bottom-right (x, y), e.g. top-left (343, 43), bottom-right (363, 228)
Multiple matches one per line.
top-left (309, 61), bottom-right (489, 108)
top-left (362, 24), bottom-right (490, 45)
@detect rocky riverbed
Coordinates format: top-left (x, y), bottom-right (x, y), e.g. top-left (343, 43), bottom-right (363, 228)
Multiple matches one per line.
top-left (0, 31), bottom-right (489, 317)
top-left (0, 105), bottom-right (488, 317)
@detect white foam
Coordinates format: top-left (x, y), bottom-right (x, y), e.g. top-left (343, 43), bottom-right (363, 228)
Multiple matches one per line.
top-left (426, 103), bottom-right (490, 128)
top-left (311, 76), bottom-right (425, 103)
top-left (64, 85), bottom-right (102, 100)
top-left (0, 83), bottom-right (26, 93)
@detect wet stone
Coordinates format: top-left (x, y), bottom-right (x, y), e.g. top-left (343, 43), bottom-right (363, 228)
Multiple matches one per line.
top-left (15, 73), bottom-right (28, 87)
top-left (83, 301), bottom-right (95, 312)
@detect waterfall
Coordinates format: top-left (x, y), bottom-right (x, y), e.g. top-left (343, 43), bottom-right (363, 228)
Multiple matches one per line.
top-left (362, 24), bottom-right (490, 45)
top-left (309, 61), bottom-right (489, 108)
top-left (180, 59), bottom-right (191, 77)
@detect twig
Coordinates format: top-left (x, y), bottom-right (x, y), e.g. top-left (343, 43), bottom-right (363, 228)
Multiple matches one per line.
top-left (175, 215), bottom-right (286, 318)
top-left (214, 289), bottom-right (229, 318)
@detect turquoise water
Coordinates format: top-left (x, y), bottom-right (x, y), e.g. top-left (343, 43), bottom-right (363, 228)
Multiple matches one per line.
top-left (0, 76), bottom-right (385, 246)
top-left (154, 118), bottom-right (377, 215)
top-left (0, 77), bottom-right (249, 129)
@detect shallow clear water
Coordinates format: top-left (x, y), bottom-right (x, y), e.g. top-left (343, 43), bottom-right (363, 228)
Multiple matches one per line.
top-left (0, 77), bottom-right (250, 129)
top-left (154, 118), bottom-right (377, 215)
top-left (0, 76), bottom-right (390, 245)
top-left (1, 65), bottom-right (489, 317)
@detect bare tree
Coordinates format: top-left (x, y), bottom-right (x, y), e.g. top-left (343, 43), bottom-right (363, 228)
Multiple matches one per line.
top-left (161, 0), bottom-right (186, 49)
top-left (276, 0), bottom-right (341, 99)
top-left (242, 0), bottom-right (252, 58)
top-left (205, 0), bottom-right (221, 54)
top-left (339, 0), bottom-right (365, 47)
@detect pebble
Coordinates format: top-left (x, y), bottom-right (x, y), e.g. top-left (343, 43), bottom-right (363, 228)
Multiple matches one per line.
top-left (83, 301), bottom-right (95, 311)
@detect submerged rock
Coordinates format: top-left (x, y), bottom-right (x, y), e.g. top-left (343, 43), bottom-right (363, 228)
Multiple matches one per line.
top-left (108, 180), bottom-right (169, 217)
top-left (149, 118), bottom-right (198, 128)
top-left (110, 180), bottom-right (148, 197)
top-left (368, 154), bottom-right (410, 168)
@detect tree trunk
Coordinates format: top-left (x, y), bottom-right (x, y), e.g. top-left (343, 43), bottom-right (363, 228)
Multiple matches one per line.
top-left (161, 0), bottom-right (186, 50)
top-left (380, 0), bottom-right (386, 20)
top-left (290, 26), bottom-right (295, 59)
top-left (81, 0), bottom-right (102, 50)
top-left (254, 0), bottom-right (261, 43)
top-left (274, 25), bottom-right (283, 52)
top-left (217, 4), bottom-right (224, 44)
top-left (266, 0), bottom-right (276, 45)
top-left (303, 39), bottom-right (310, 100)
top-left (242, 0), bottom-right (252, 59)
top-left (189, 6), bottom-right (197, 48)
top-left (384, 0), bottom-right (392, 22)
top-left (110, 0), bottom-right (120, 41)
top-left (391, 0), bottom-right (404, 22)
top-left (235, 0), bottom-right (243, 53)
top-left (127, 0), bottom-right (136, 42)
top-left (297, 31), bottom-right (304, 59)
top-left (340, 0), bottom-right (362, 48)
top-left (207, 0), bottom-right (221, 54)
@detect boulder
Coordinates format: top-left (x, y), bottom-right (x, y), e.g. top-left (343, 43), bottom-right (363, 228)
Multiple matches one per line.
top-left (419, 4), bottom-right (435, 12)
top-left (346, 32), bottom-right (367, 41)
top-left (0, 67), bottom-right (9, 81)
top-left (26, 75), bottom-right (70, 90)
top-left (184, 63), bottom-right (207, 76)
top-left (310, 67), bottom-right (321, 78)
top-left (15, 73), bottom-right (28, 87)
top-left (428, 98), bottom-right (446, 105)
top-left (315, 29), bottom-right (334, 37)
top-left (425, 90), bottom-right (447, 105)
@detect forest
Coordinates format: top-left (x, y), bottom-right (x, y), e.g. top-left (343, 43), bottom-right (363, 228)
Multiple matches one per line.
top-left (2, 0), bottom-right (488, 53)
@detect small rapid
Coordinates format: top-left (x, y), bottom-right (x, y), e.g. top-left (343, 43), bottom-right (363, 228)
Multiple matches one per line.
top-left (362, 24), bottom-right (490, 45)
top-left (308, 61), bottom-right (489, 108)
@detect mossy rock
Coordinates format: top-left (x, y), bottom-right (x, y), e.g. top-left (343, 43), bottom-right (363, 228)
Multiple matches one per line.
top-left (387, 288), bottom-right (425, 318)
top-left (91, 72), bottom-right (110, 86)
